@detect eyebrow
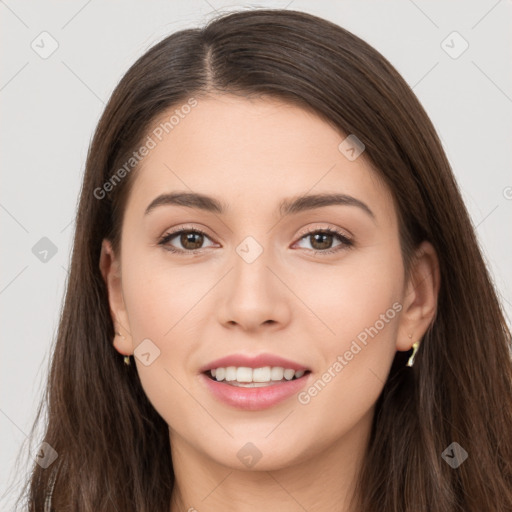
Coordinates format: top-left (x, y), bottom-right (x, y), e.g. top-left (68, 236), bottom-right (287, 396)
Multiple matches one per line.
top-left (144, 191), bottom-right (375, 220)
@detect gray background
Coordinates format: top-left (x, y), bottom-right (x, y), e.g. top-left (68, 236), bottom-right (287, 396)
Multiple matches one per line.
top-left (1, 0), bottom-right (511, 508)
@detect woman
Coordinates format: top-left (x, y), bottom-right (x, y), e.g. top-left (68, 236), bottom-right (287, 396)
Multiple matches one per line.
top-left (17, 8), bottom-right (512, 512)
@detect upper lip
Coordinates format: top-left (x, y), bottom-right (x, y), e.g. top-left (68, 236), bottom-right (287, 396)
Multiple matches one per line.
top-left (200, 353), bottom-right (310, 373)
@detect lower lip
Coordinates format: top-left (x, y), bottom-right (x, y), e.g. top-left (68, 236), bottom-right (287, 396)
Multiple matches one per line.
top-left (200, 373), bottom-right (311, 411)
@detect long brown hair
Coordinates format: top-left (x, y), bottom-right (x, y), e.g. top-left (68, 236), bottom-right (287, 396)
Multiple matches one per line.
top-left (13, 8), bottom-right (512, 511)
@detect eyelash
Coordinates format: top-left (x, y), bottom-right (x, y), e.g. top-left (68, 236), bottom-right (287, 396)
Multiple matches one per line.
top-left (157, 225), bottom-right (353, 256)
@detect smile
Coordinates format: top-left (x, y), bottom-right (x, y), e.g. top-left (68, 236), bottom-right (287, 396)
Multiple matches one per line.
top-left (206, 366), bottom-right (308, 387)
top-left (200, 368), bottom-right (312, 410)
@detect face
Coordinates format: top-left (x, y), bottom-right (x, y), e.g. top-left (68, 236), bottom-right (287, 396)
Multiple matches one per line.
top-left (101, 94), bottom-right (438, 472)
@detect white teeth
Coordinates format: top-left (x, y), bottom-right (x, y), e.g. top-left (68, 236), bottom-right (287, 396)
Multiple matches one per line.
top-left (236, 367), bottom-right (253, 382)
top-left (253, 366), bottom-right (271, 382)
top-left (283, 369), bottom-right (295, 380)
top-left (209, 366), bottom-right (308, 384)
top-left (270, 367), bottom-right (284, 380)
top-left (225, 366), bottom-right (237, 381)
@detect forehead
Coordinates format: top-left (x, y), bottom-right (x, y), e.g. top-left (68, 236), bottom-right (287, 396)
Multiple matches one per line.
top-left (123, 94), bottom-right (395, 223)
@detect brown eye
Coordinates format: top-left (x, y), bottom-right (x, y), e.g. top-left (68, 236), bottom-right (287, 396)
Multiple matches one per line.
top-left (179, 231), bottom-right (204, 250)
top-left (309, 232), bottom-right (335, 250)
top-left (158, 228), bottom-right (215, 254)
top-left (294, 228), bottom-right (353, 255)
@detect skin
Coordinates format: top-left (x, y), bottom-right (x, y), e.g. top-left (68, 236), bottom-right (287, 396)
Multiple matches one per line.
top-left (100, 95), bottom-right (440, 512)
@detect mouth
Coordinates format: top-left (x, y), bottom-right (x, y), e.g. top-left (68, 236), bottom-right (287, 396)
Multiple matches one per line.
top-left (200, 366), bottom-right (312, 410)
top-left (203, 366), bottom-right (312, 387)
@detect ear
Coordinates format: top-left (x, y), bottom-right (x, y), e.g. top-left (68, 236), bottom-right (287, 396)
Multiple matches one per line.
top-left (396, 240), bottom-right (440, 351)
top-left (99, 239), bottom-right (133, 357)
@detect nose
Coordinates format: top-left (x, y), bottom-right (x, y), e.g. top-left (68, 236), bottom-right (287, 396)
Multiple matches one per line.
top-left (216, 241), bottom-right (291, 333)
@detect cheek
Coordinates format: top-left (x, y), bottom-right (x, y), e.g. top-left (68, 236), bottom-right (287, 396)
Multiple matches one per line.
top-left (119, 253), bottom-right (215, 421)
top-left (289, 246), bottom-right (402, 428)
top-left (291, 241), bottom-right (403, 353)
top-left (122, 252), bottom-right (210, 338)
top-left (122, 273), bottom-right (203, 380)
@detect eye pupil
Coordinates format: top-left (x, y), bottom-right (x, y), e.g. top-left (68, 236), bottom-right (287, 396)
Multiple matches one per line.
top-left (181, 232), bottom-right (203, 250)
top-left (311, 233), bottom-right (332, 250)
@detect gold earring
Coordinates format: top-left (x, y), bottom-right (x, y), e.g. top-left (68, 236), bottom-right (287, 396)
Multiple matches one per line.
top-left (406, 339), bottom-right (420, 367)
